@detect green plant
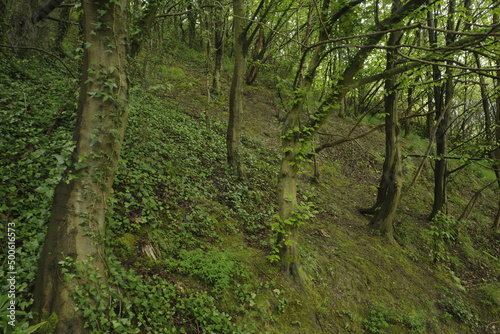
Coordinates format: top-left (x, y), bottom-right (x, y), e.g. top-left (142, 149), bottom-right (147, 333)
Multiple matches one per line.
top-left (0, 54), bottom-right (78, 314)
top-left (0, 294), bottom-right (47, 334)
top-left (427, 212), bottom-right (458, 262)
top-left (362, 304), bottom-right (390, 333)
top-left (66, 254), bottom-right (250, 333)
top-left (361, 304), bottom-right (428, 334)
top-left (171, 248), bottom-right (242, 293)
top-left (438, 292), bottom-right (478, 327)
top-left (268, 201), bottom-right (318, 262)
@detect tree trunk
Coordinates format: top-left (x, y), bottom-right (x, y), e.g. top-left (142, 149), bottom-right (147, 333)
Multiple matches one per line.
top-left (277, 0), bottom-right (332, 280)
top-left (277, 131), bottom-right (301, 277)
top-left (370, 3), bottom-right (402, 242)
top-left (212, 2), bottom-right (224, 96)
top-left (493, 14), bottom-right (500, 229)
top-left (431, 0), bottom-right (455, 219)
top-left (227, 0), bottom-right (246, 176)
top-left (33, 1), bottom-right (129, 332)
top-left (245, 28), bottom-right (264, 85)
top-left (0, 0), bottom-right (7, 40)
top-left (431, 74), bottom-right (451, 218)
top-left (129, 0), bottom-right (161, 58)
top-left (187, 3), bottom-right (197, 47)
top-left (32, 0), bottom-right (66, 24)
top-left (54, 4), bottom-right (71, 55)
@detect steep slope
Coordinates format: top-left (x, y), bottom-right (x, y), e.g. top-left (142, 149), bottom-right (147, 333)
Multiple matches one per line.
top-left (137, 48), bottom-right (500, 333)
top-left (1, 46), bottom-right (499, 334)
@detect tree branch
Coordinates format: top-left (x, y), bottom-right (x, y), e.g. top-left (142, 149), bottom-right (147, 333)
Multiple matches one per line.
top-left (0, 44), bottom-right (76, 79)
top-left (313, 112), bottom-right (433, 155)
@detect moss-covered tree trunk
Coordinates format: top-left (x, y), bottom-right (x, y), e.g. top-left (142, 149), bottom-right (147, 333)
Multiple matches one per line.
top-left (227, 0), bottom-right (246, 176)
top-left (277, 128), bottom-right (301, 277)
top-left (370, 12), bottom-right (403, 242)
top-left (33, 1), bottom-right (129, 332)
top-left (277, 0), bottom-right (332, 281)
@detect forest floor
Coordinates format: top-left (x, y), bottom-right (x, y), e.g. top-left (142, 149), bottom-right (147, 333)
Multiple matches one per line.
top-left (1, 45), bottom-right (499, 333)
top-left (147, 46), bottom-right (500, 333)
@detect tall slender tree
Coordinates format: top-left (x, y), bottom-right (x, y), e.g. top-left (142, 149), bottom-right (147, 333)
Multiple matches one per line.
top-left (493, 13), bottom-right (500, 229)
top-left (369, 0), bottom-right (404, 242)
top-left (430, 0), bottom-right (456, 219)
top-left (227, 0), bottom-right (246, 176)
top-left (227, 0), bottom-right (277, 175)
top-left (33, 1), bottom-right (129, 332)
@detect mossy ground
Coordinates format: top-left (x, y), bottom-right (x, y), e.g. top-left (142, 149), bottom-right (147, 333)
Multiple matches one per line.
top-left (134, 46), bottom-right (499, 333)
top-left (1, 43), bottom-right (499, 333)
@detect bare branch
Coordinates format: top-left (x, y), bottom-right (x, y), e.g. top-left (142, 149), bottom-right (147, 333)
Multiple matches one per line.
top-left (0, 44), bottom-right (76, 79)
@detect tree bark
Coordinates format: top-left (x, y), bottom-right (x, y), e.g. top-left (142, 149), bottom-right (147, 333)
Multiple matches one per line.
top-left (277, 0), bottom-right (332, 280)
top-left (493, 13), bottom-right (500, 229)
top-left (369, 0), bottom-right (403, 242)
top-left (212, 1), bottom-right (224, 95)
top-left (227, 0), bottom-right (246, 176)
top-left (33, 1), bottom-right (129, 332)
top-left (431, 0), bottom-right (455, 219)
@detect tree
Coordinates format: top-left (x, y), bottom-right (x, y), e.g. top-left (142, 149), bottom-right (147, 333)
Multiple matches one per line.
top-left (212, 0), bottom-right (226, 95)
top-left (430, 0), bottom-right (456, 219)
top-left (33, 0), bottom-right (129, 331)
top-left (368, 0), bottom-right (404, 242)
top-left (227, 0), bottom-right (276, 175)
top-left (227, 0), bottom-right (246, 176)
top-left (277, 0), bottom-right (428, 279)
top-left (276, 0), bottom-right (334, 281)
top-left (493, 13), bottom-right (500, 229)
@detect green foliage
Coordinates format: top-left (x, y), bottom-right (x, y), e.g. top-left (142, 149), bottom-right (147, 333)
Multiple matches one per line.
top-left (268, 201), bottom-right (318, 262)
top-left (427, 212), bottom-right (458, 263)
top-left (0, 55), bottom-right (77, 314)
top-left (66, 254), bottom-right (249, 334)
top-left (362, 304), bottom-right (390, 333)
top-left (101, 90), bottom-right (269, 332)
top-left (438, 292), bottom-right (478, 327)
top-left (479, 283), bottom-right (500, 307)
top-left (0, 293), bottom-right (47, 334)
top-left (170, 248), bottom-right (243, 293)
top-left (362, 304), bottom-right (427, 334)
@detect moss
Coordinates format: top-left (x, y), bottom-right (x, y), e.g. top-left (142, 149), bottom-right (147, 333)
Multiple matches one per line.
top-left (37, 311), bottom-right (58, 334)
top-left (117, 232), bottom-right (138, 251)
top-left (480, 283), bottom-right (500, 306)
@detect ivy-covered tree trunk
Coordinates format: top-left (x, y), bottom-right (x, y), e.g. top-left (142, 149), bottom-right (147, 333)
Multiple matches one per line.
top-left (277, 128), bottom-right (301, 277)
top-left (277, 0), bottom-right (332, 280)
top-left (33, 1), bottom-right (129, 332)
top-left (227, 0), bottom-right (246, 176)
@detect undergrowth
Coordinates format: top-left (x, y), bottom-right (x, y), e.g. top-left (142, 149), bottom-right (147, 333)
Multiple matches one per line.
top-left (0, 54), bottom-right (77, 333)
top-left (1, 46), bottom-right (499, 334)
